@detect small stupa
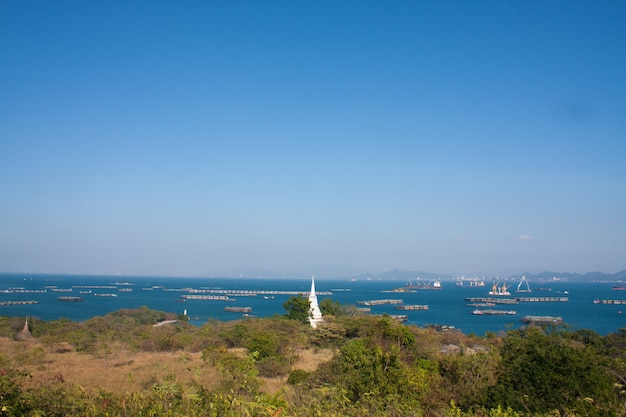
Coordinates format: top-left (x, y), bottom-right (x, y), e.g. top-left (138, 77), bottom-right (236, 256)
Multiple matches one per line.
top-left (15, 318), bottom-right (33, 341)
top-left (308, 275), bottom-right (323, 328)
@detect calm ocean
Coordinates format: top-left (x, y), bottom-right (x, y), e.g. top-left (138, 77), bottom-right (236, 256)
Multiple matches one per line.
top-left (1, 273), bottom-right (625, 336)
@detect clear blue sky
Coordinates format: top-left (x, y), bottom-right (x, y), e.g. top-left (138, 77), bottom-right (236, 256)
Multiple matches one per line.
top-left (1, 1), bottom-right (625, 277)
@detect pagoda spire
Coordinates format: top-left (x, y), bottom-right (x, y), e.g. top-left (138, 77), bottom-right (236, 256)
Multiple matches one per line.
top-left (308, 275), bottom-right (323, 328)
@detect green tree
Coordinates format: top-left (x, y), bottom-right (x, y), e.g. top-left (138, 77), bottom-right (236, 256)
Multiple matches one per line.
top-left (319, 298), bottom-right (344, 316)
top-left (282, 295), bottom-right (311, 324)
top-left (486, 328), bottom-right (621, 415)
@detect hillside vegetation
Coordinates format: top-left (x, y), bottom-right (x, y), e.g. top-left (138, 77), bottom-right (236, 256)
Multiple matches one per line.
top-left (1, 303), bottom-right (626, 416)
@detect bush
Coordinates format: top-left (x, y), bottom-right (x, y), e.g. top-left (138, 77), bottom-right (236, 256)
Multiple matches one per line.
top-left (256, 355), bottom-right (290, 378)
top-left (287, 369), bottom-right (310, 385)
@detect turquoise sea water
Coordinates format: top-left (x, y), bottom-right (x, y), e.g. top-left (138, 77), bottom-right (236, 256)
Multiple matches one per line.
top-left (1, 273), bottom-right (625, 336)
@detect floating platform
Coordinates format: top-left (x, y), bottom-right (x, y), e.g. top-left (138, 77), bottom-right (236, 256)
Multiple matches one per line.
top-left (73, 285), bottom-right (117, 289)
top-left (181, 295), bottom-right (235, 301)
top-left (186, 289), bottom-right (332, 296)
top-left (466, 302), bottom-right (496, 307)
top-left (593, 299), bottom-right (626, 305)
top-left (517, 297), bottom-right (568, 302)
top-left (522, 315), bottom-right (563, 325)
top-left (472, 309), bottom-right (516, 315)
top-left (58, 296), bottom-right (83, 302)
top-left (394, 304), bottom-right (428, 310)
top-left (224, 306), bottom-right (252, 313)
top-left (0, 300), bottom-right (39, 306)
top-left (465, 297), bottom-right (518, 304)
top-left (357, 299), bottom-right (403, 306)
top-left (465, 296), bottom-right (568, 304)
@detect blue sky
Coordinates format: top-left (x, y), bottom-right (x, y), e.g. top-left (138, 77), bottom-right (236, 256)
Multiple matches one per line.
top-left (1, 1), bottom-right (625, 277)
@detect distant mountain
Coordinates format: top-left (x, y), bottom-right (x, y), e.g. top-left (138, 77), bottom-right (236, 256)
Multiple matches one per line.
top-left (215, 266), bottom-right (367, 280)
top-left (216, 268), bottom-right (306, 279)
top-left (350, 269), bottom-right (454, 282)
top-left (511, 270), bottom-right (626, 282)
top-left (214, 267), bottom-right (626, 282)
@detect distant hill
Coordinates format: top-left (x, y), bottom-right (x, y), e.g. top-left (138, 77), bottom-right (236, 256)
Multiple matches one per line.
top-left (351, 269), bottom-right (454, 282)
top-left (214, 267), bottom-right (626, 282)
top-left (511, 270), bottom-right (626, 282)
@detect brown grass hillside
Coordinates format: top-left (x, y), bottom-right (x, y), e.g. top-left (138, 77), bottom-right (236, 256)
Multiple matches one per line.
top-left (0, 337), bottom-right (334, 394)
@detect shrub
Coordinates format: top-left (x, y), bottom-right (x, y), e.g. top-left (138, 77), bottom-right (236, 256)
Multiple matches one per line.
top-left (287, 369), bottom-right (310, 385)
top-left (256, 355), bottom-right (290, 378)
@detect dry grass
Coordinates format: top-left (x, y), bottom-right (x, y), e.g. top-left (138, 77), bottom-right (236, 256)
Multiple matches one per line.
top-left (260, 347), bottom-right (335, 394)
top-left (290, 347), bottom-right (335, 372)
top-left (0, 339), bottom-right (335, 395)
top-left (0, 338), bottom-right (219, 393)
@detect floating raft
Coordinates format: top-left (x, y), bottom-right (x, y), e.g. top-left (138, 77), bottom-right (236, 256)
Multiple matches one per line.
top-left (522, 316), bottom-right (563, 325)
top-left (517, 297), bottom-right (568, 302)
top-left (0, 300), bottom-right (39, 306)
top-left (58, 296), bottom-right (83, 302)
top-left (187, 289), bottom-right (333, 296)
top-left (472, 309), bottom-right (517, 315)
top-left (465, 297), bottom-right (518, 304)
top-left (181, 295), bottom-right (235, 301)
top-left (224, 306), bottom-right (252, 313)
top-left (394, 304), bottom-right (429, 310)
top-left (465, 296), bottom-right (568, 304)
top-left (73, 285), bottom-right (117, 289)
top-left (357, 299), bottom-right (403, 306)
top-left (593, 299), bottom-right (626, 305)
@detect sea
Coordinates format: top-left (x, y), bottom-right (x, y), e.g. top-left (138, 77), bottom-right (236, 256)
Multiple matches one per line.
top-left (2, 273), bottom-right (626, 336)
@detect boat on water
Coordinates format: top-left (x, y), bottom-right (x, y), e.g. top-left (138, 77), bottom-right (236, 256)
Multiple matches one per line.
top-left (488, 282), bottom-right (511, 296)
top-left (612, 284), bottom-right (626, 290)
top-left (516, 276), bottom-right (531, 293)
top-left (406, 279), bottom-right (442, 290)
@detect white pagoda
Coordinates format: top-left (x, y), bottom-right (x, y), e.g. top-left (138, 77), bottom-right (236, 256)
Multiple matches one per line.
top-left (308, 275), bottom-right (323, 328)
